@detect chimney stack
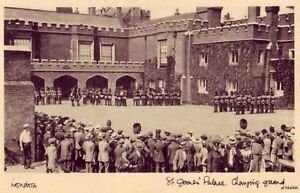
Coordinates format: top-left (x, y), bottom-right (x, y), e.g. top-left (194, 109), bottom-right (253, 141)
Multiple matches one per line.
top-left (248, 6), bottom-right (260, 23)
top-left (88, 7), bottom-right (96, 15)
top-left (207, 7), bottom-right (223, 27)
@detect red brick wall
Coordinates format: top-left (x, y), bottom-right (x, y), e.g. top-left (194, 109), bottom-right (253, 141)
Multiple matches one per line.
top-left (5, 50), bottom-right (35, 161)
top-left (40, 33), bottom-right (71, 60)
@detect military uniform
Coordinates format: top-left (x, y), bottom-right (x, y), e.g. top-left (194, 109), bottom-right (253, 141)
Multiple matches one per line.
top-left (256, 97), bottom-right (261, 113)
top-left (224, 96), bottom-right (229, 112)
top-left (270, 96), bottom-right (276, 113)
top-left (46, 88), bottom-right (51, 105)
top-left (213, 96), bottom-right (219, 113)
top-left (40, 88), bottom-right (46, 105)
top-left (241, 96), bottom-right (247, 114)
top-left (265, 96), bottom-right (270, 113)
top-left (219, 96), bottom-right (224, 112)
top-left (235, 96), bottom-right (241, 115)
top-left (34, 90), bottom-right (40, 105)
top-left (250, 96), bottom-right (255, 114)
top-left (57, 88), bottom-right (62, 104)
top-left (82, 88), bottom-right (88, 105)
top-left (260, 96), bottom-right (265, 113)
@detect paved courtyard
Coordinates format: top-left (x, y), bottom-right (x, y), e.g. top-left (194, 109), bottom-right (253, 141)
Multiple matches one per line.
top-left (35, 101), bottom-right (294, 137)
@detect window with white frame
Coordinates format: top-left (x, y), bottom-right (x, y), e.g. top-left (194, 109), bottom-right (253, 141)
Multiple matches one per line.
top-left (158, 40), bottom-right (167, 68)
top-left (158, 79), bottom-right (165, 89)
top-left (13, 38), bottom-right (31, 49)
top-left (289, 49), bottom-right (294, 59)
top-left (100, 44), bottom-right (115, 61)
top-left (226, 80), bottom-right (238, 93)
top-left (229, 50), bottom-right (239, 65)
top-left (78, 41), bottom-right (93, 61)
top-left (197, 78), bottom-right (208, 94)
top-left (275, 81), bottom-right (284, 97)
top-left (199, 52), bottom-right (208, 67)
top-left (257, 50), bottom-right (265, 65)
top-left (149, 80), bottom-right (155, 89)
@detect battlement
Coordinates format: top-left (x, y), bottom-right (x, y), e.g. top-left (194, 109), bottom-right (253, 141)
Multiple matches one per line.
top-left (31, 59), bottom-right (144, 73)
top-left (193, 21), bottom-right (294, 44)
top-left (5, 19), bottom-right (129, 37)
top-left (128, 18), bottom-right (204, 37)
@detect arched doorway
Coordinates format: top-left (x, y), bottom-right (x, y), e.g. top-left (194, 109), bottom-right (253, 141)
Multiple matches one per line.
top-left (31, 75), bottom-right (45, 90)
top-left (86, 75), bottom-right (108, 89)
top-left (54, 75), bottom-right (78, 99)
top-left (116, 75), bottom-right (136, 98)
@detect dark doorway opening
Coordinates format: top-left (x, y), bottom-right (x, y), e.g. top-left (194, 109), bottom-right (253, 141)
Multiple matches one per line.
top-left (116, 75), bottom-right (136, 98)
top-left (86, 76), bottom-right (108, 89)
top-left (31, 75), bottom-right (45, 90)
top-left (54, 75), bottom-right (78, 99)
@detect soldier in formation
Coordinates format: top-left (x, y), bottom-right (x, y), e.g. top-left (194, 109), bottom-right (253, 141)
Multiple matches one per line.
top-left (213, 91), bottom-right (276, 115)
top-left (34, 87), bottom-right (63, 105)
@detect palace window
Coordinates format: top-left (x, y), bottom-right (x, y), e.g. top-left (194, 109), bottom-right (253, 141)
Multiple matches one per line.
top-left (158, 79), bottom-right (165, 89)
top-left (275, 81), bottom-right (284, 97)
top-left (197, 78), bottom-right (208, 94)
top-left (78, 41), bottom-right (93, 61)
top-left (289, 49), bottom-right (295, 59)
top-left (158, 40), bottom-right (167, 68)
top-left (226, 80), bottom-right (238, 93)
top-left (229, 50), bottom-right (239, 65)
top-left (13, 38), bottom-right (31, 49)
top-left (100, 44), bottom-right (115, 61)
top-left (257, 50), bottom-right (265, 65)
top-left (199, 52), bottom-right (208, 67)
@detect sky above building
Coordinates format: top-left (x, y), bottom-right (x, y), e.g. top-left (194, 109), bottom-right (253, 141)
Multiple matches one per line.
top-left (3, 0), bottom-right (294, 20)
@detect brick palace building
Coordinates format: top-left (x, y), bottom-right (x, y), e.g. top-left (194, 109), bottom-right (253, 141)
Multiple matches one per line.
top-left (4, 6), bottom-right (294, 103)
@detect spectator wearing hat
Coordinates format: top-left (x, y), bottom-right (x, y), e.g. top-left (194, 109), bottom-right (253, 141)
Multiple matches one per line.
top-left (173, 142), bottom-right (187, 172)
top-left (193, 138), bottom-right (203, 172)
top-left (261, 129), bottom-right (272, 171)
top-left (129, 142), bottom-right (146, 172)
top-left (82, 134), bottom-right (95, 173)
top-left (98, 133), bottom-right (110, 173)
top-left (19, 123), bottom-right (34, 169)
top-left (200, 139), bottom-right (208, 172)
top-left (114, 139), bottom-right (126, 172)
top-left (59, 133), bottom-right (74, 172)
top-left (207, 137), bottom-right (224, 173)
top-left (225, 136), bottom-right (242, 172)
top-left (153, 137), bottom-right (166, 173)
top-left (270, 131), bottom-right (284, 171)
top-left (145, 132), bottom-right (156, 172)
top-left (184, 136), bottom-right (195, 172)
top-left (167, 137), bottom-right (179, 172)
top-left (45, 138), bottom-right (57, 173)
top-left (283, 132), bottom-right (293, 161)
top-left (74, 127), bottom-right (85, 171)
top-left (250, 133), bottom-right (262, 172)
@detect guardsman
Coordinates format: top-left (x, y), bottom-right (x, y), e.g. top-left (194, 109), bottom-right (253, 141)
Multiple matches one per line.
top-left (133, 89), bottom-right (139, 106)
top-left (46, 87), bottom-right (51, 105)
top-left (148, 89), bottom-right (153, 106)
top-left (176, 89), bottom-right (181, 106)
top-left (153, 89), bottom-right (158, 106)
top-left (260, 95), bottom-right (265, 114)
top-left (40, 88), bottom-right (46, 105)
top-left (256, 96), bottom-right (261, 113)
top-left (213, 92), bottom-right (219, 113)
top-left (246, 95), bottom-right (251, 111)
top-left (34, 89), bottom-right (40, 105)
top-left (107, 89), bottom-right (112, 106)
top-left (235, 95), bottom-right (241, 115)
top-left (82, 88), bottom-right (88, 105)
top-left (224, 95), bottom-right (229, 112)
top-left (101, 88), bottom-right (106, 105)
top-left (51, 88), bottom-right (56, 104)
top-left (158, 89), bottom-right (163, 106)
top-left (250, 96), bottom-right (255, 114)
top-left (96, 89), bottom-right (101, 105)
top-left (265, 95), bottom-right (270, 113)
top-left (88, 88), bottom-right (93, 104)
top-left (270, 96), bottom-right (276, 113)
top-left (76, 88), bottom-right (81, 106)
top-left (70, 87), bottom-right (75, 106)
top-left (57, 87), bottom-right (62, 104)
top-left (164, 89), bottom-right (170, 106)
top-left (230, 92), bottom-right (236, 112)
top-left (241, 95), bottom-right (247, 114)
top-left (219, 95), bottom-right (224, 112)
top-left (140, 88), bottom-right (146, 106)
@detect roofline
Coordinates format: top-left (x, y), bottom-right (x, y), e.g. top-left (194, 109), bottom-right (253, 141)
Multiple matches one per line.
top-left (4, 6), bottom-right (117, 18)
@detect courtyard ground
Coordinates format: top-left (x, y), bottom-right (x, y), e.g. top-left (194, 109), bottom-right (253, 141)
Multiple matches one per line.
top-left (6, 100), bottom-right (294, 173)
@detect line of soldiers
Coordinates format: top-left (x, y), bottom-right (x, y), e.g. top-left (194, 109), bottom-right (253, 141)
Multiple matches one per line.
top-left (133, 88), bottom-right (181, 106)
top-left (213, 92), bottom-right (276, 115)
top-left (33, 112), bottom-right (294, 173)
top-left (81, 88), bottom-right (113, 106)
top-left (34, 87), bottom-right (62, 105)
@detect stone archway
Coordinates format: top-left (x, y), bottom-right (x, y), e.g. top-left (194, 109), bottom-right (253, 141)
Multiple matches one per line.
top-left (86, 75), bottom-right (108, 89)
top-left (54, 75), bottom-right (78, 99)
top-left (116, 75), bottom-right (136, 98)
top-left (31, 75), bottom-right (45, 90)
